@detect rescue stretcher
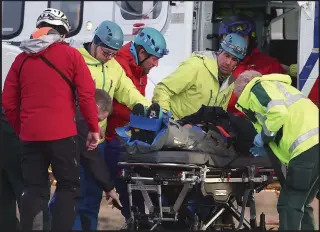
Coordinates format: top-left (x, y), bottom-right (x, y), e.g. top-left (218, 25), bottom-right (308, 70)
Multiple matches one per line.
top-left (117, 150), bottom-right (278, 231)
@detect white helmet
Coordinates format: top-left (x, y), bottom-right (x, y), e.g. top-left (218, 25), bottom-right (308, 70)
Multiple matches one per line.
top-left (36, 8), bottom-right (70, 34)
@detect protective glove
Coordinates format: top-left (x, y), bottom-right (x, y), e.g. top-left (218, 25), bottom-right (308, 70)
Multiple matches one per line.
top-left (289, 64), bottom-right (297, 77)
top-left (249, 146), bottom-right (267, 157)
top-left (253, 133), bottom-right (264, 147)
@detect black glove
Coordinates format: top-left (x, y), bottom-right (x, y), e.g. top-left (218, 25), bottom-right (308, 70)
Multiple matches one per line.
top-left (178, 105), bottom-right (228, 125)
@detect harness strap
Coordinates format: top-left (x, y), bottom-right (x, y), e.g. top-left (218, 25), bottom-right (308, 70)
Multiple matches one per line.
top-left (40, 55), bottom-right (78, 106)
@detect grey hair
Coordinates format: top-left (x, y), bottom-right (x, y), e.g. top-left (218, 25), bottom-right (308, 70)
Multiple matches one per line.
top-left (95, 89), bottom-right (113, 114)
top-left (234, 70), bottom-right (262, 97)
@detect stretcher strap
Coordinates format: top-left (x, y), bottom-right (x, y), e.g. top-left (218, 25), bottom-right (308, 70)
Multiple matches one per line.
top-left (236, 188), bottom-right (251, 230)
top-left (129, 114), bottom-right (163, 132)
top-left (216, 126), bottom-right (231, 138)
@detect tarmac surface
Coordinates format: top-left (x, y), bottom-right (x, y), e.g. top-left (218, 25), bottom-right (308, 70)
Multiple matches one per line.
top-left (18, 187), bottom-right (319, 230)
top-left (96, 190), bottom-right (319, 230)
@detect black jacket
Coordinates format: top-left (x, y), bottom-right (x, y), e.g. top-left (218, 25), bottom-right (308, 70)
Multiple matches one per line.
top-left (178, 105), bottom-right (257, 154)
top-left (76, 107), bottom-right (114, 192)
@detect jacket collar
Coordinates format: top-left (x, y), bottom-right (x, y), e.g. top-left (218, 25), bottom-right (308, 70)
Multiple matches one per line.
top-left (240, 47), bottom-right (260, 65)
top-left (117, 42), bottom-right (144, 76)
top-left (191, 52), bottom-right (219, 80)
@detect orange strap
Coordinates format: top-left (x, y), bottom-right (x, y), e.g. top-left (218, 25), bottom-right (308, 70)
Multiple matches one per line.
top-left (31, 27), bottom-right (56, 39)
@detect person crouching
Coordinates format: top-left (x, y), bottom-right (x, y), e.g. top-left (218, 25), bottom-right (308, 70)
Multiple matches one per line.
top-left (234, 70), bottom-right (319, 230)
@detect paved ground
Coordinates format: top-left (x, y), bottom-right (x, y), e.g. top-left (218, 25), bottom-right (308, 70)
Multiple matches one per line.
top-left (96, 190), bottom-right (319, 230)
top-left (18, 187), bottom-right (319, 230)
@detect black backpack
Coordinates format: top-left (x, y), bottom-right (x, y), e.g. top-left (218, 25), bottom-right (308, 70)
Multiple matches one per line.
top-left (178, 105), bottom-right (257, 154)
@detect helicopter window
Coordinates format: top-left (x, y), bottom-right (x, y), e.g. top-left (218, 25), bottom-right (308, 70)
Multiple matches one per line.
top-left (48, 1), bottom-right (83, 37)
top-left (2, 1), bottom-right (25, 39)
top-left (117, 1), bottom-right (162, 20)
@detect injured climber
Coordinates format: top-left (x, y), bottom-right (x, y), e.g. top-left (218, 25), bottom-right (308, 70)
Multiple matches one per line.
top-left (115, 102), bottom-right (258, 157)
top-left (115, 102), bottom-right (272, 229)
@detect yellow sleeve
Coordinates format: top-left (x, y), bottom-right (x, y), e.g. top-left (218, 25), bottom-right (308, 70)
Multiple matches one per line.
top-left (113, 68), bottom-right (151, 109)
top-left (251, 83), bottom-right (289, 142)
top-left (152, 62), bottom-right (198, 112)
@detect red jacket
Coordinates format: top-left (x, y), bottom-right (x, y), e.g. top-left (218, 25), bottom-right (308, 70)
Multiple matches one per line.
top-left (106, 42), bottom-right (147, 139)
top-left (309, 78), bottom-right (319, 106)
top-left (2, 42), bottom-right (99, 141)
top-left (228, 48), bottom-right (283, 116)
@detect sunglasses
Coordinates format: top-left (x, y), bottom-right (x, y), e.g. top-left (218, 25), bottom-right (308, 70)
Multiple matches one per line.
top-left (138, 32), bottom-right (169, 57)
top-left (221, 39), bottom-right (247, 57)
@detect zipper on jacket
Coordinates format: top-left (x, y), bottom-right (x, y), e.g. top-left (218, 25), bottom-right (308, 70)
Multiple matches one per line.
top-left (218, 94), bottom-right (227, 106)
top-left (213, 77), bottom-right (230, 106)
top-left (213, 87), bottom-right (220, 106)
top-left (101, 65), bottom-right (106, 90)
top-left (108, 80), bottom-right (113, 93)
top-left (207, 90), bottom-right (213, 105)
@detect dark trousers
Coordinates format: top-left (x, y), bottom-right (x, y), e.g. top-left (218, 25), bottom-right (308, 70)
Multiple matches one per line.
top-left (0, 169), bottom-right (22, 231)
top-left (20, 136), bottom-right (81, 231)
top-left (0, 118), bottom-right (51, 231)
top-left (73, 143), bottom-right (106, 230)
top-left (49, 141), bottom-right (115, 230)
top-left (277, 144), bottom-right (319, 230)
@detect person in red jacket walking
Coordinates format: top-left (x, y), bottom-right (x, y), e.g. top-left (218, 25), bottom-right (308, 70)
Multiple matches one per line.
top-left (218, 14), bottom-right (283, 116)
top-left (2, 8), bottom-right (100, 231)
top-left (104, 27), bottom-right (168, 220)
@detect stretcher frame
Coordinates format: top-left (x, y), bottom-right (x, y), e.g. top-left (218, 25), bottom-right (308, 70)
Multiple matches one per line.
top-left (118, 162), bottom-right (278, 231)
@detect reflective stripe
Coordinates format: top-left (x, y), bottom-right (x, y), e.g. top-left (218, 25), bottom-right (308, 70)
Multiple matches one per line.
top-left (289, 127), bottom-right (319, 153)
top-left (275, 82), bottom-right (291, 98)
top-left (255, 112), bottom-right (265, 122)
top-left (274, 81), bottom-right (306, 107)
top-left (266, 94), bottom-right (305, 110)
top-left (255, 112), bottom-right (276, 137)
top-left (286, 94), bottom-right (305, 107)
top-left (263, 125), bottom-right (277, 137)
top-left (267, 99), bottom-right (286, 110)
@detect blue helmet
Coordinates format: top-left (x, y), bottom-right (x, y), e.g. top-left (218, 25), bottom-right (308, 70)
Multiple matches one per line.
top-left (134, 27), bottom-right (168, 58)
top-left (220, 33), bottom-right (247, 60)
top-left (94, 21), bottom-right (124, 50)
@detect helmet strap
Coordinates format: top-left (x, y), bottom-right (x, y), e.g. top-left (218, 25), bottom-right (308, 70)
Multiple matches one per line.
top-left (89, 42), bottom-right (99, 60)
top-left (139, 55), bottom-right (151, 66)
top-left (134, 43), bottom-right (151, 66)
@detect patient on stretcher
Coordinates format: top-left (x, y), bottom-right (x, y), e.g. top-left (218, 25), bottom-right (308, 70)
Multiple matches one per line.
top-left (116, 103), bottom-right (257, 157)
top-left (116, 105), bottom-right (277, 232)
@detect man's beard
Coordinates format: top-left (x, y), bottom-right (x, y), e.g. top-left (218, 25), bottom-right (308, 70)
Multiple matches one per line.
top-left (143, 67), bottom-right (151, 75)
top-left (218, 70), bottom-right (231, 82)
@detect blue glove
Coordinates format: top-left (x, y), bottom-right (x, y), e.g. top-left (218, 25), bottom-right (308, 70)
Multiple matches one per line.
top-left (253, 133), bottom-right (264, 147)
top-left (249, 146), bottom-right (267, 157)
